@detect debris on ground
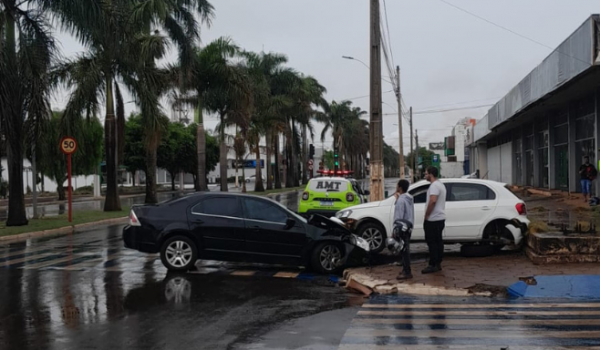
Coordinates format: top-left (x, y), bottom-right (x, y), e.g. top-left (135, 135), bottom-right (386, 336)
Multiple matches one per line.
top-left (467, 284), bottom-right (507, 298)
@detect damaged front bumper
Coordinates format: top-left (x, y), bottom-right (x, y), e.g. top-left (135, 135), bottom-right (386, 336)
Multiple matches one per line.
top-left (506, 218), bottom-right (530, 246)
top-left (338, 235), bottom-right (371, 268)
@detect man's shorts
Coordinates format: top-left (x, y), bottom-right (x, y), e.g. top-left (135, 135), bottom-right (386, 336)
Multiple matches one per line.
top-left (581, 179), bottom-right (592, 195)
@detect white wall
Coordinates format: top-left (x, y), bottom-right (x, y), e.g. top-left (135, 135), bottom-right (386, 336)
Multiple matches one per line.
top-left (1, 158), bottom-right (95, 194)
top-left (440, 162), bottom-right (465, 178)
top-left (487, 142), bottom-right (513, 184)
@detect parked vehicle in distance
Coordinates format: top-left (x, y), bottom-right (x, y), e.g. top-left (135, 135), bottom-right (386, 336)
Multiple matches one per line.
top-left (336, 179), bottom-right (529, 255)
top-left (123, 192), bottom-right (370, 274)
top-left (298, 171), bottom-right (369, 217)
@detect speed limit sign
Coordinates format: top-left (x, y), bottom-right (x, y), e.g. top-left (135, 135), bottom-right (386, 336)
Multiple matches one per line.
top-left (60, 137), bottom-right (77, 155)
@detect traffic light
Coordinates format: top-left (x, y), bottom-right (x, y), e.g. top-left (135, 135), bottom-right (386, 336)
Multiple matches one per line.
top-left (334, 147), bottom-right (339, 172)
top-left (309, 144), bottom-right (315, 159)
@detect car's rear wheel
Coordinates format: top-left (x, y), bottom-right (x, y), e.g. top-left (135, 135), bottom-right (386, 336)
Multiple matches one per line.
top-left (160, 236), bottom-right (198, 271)
top-left (357, 222), bottom-right (386, 253)
top-left (311, 242), bottom-right (344, 274)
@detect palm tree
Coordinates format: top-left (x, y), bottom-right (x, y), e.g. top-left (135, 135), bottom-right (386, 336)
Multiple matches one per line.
top-left (47, 0), bottom-right (214, 209)
top-left (1, 0), bottom-right (55, 226)
top-left (320, 101), bottom-right (369, 177)
top-left (182, 38), bottom-right (249, 192)
top-left (287, 75), bottom-right (327, 186)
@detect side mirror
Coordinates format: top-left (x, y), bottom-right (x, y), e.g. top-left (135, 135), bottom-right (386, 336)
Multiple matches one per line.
top-left (284, 218), bottom-right (296, 230)
top-left (364, 190), bottom-right (370, 196)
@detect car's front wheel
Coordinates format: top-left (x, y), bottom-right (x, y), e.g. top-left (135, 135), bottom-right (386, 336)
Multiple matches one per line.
top-left (160, 236), bottom-right (198, 271)
top-left (357, 222), bottom-right (386, 253)
top-left (311, 242), bottom-right (344, 274)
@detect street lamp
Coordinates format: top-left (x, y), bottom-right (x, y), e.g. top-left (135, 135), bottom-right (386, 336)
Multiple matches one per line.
top-left (342, 56), bottom-right (394, 85)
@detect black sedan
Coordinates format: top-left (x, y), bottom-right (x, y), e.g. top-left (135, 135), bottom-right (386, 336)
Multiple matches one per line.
top-left (123, 192), bottom-right (370, 274)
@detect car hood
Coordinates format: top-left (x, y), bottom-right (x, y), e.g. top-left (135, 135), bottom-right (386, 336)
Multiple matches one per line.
top-left (306, 214), bottom-right (352, 237)
top-left (346, 197), bottom-right (393, 211)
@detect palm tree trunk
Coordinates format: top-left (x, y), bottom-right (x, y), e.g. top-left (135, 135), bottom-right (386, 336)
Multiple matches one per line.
top-left (219, 125), bottom-right (228, 192)
top-left (285, 132), bottom-right (294, 188)
top-left (144, 144), bottom-right (158, 204)
top-left (254, 142), bottom-right (265, 192)
top-left (266, 130), bottom-right (273, 190)
top-left (274, 132), bottom-right (282, 189)
top-left (195, 104), bottom-right (208, 191)
top-left (171, 172), bottom-right (176, 191)
top-left (103, 75), bottom-right (121, 212)
top-left (4, 15), bottom-right (28, 226)
top-left (301, 125), bottom-right (307, 185)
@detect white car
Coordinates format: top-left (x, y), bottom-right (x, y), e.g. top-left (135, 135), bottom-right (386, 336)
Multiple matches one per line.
top-left (336, 179), bottom-right (529, 255)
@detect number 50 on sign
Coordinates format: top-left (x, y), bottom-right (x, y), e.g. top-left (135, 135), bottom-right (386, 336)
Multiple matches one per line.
top-left (60, 137), bottom-right (77, 155)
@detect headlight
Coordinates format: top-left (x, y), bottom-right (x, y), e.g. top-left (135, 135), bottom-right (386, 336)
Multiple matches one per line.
top-left (336, 210), bottom-right (352, 219)
top-left (352, 234), bottom-right (370, 252)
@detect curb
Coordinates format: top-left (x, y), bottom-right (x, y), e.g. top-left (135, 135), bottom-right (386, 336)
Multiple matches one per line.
top-left (0, 217), bottom-right (128, 243)
top-left (343, 270), bottom-right (494, 298)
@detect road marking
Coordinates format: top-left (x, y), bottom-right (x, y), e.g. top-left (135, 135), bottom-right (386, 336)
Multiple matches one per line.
top-left (363, 302), bottom-right (600, 309)
top-left (273, 271), bottom-right (300, 278)
top-left (21, 256), bottom-right (83, 269)
top-left (339, 296), bottom-right (600, 349)
top-left (230, 271), bottom-right (257, 276)
top-left (358, 310), bottom-right (600, 316)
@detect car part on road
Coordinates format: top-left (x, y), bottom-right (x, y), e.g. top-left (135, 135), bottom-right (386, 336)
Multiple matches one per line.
top-left (460, 243), bottom-right (495, 258)
top-left (312, 242), bottom-right (343, 274)
top-left (357, 222), bottom-right (386, 253)
top-left (160, 236), bottom-right (198, 271)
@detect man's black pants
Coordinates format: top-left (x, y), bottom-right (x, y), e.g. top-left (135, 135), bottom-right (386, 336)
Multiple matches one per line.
top-left (399, 230), bottom-right (412, 274)
top-left (424, 220), bottom-right (445, 267)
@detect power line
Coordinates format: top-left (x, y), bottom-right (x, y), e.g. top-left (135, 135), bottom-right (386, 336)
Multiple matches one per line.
top-left (382, 0), bottom-right (395, 68)
top-left (438, 0), bottom-right (592, 67)
top-left (384, 103), bottom-right (493, 116)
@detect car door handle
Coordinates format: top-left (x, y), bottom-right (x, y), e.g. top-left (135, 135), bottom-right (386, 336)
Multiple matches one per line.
top-left (251, 226), bottom-right (261, 231)
top-left (481, 206), bottom-right (491, 211)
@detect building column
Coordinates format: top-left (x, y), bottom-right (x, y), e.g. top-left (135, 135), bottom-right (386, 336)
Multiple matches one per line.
top-left (520, 126), bottom-right (526, 186)
top-left (596, 88), bottom-right (600, 197)
top-left (568, 104), bottom-right (577, 193)
top-left (532, 123), bottom-right (540, 188)
top-left (548, 121), bottom-right (556, 189)
top-left (478, 142), bottom-right (488, 179)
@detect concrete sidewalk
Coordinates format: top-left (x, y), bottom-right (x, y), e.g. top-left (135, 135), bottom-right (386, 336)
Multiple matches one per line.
top-left (343, 248), bottom-right (600, 297)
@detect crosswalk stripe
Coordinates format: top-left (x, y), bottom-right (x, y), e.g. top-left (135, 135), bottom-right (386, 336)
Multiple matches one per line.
top-left (338, 345), bottom-right (600, 350)
top-left (347, 329), bottom-right (600, 339)
top-left (363, 302), bottom-right (600, 309)
top-left (353, 318), bottom-right (600, 326)
top-left (1, 252), bottom-right (56, 267)
top-left (358, 310), bottom-right (600, 316)
top-left (21, 256), bottom-right (83, 269)
top-left (273, 271), bottom-right (300, 278)
top-left (230, 271), bottom-right (257, 276)
top-left (339, 297), bottom-right (600, 349)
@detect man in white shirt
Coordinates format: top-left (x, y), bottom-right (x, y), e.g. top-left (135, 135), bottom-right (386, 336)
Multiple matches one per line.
top-left (422, 166), bottom-right (446, 274)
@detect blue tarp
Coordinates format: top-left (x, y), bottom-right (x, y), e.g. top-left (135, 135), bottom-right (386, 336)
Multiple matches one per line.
top-left (508, 275), bottom-right (600, 299)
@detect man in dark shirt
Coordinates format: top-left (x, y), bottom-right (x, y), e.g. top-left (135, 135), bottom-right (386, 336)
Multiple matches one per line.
top-left (579, 156), bottom-right (597, 202)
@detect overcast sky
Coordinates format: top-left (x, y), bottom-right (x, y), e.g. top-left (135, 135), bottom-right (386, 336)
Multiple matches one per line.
top-left (53, 0), bottom-right (600, 153)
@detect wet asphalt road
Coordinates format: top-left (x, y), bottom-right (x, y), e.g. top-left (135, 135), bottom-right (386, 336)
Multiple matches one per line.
top-left (0, 224), bottom-right (364, 350)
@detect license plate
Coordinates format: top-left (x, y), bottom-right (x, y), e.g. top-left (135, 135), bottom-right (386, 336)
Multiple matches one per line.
top-left (320, 201), bottom-right (333, 206)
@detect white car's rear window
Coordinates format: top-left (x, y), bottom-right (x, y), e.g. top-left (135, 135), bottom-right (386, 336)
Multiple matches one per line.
top-left (308, 179), bottom-right (349, 192)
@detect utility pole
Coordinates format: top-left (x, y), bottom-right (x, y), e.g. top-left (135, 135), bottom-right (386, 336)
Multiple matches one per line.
top-left (415, 128), bottom-right (420, 180)
top-left (396, 66), bottom-right (404, 179)
top-left (369, 0), bottom-right (384, 201)
top-left (410, 106), bottom-right (414, 181)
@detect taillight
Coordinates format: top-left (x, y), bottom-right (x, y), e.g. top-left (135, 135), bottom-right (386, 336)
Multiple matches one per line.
top-left (302, 191), bottom-right (309, 201)
top-left (129, 209), bottom-right (141, 226)
top-left (516, 203), bottom-right (526, 215)
top-left (346, 193), bottom-right (355, 202)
